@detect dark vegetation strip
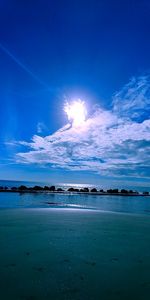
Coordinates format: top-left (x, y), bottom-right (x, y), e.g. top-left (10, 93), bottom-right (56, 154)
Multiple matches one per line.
top-left (0, 185), bottom-right (149, 196)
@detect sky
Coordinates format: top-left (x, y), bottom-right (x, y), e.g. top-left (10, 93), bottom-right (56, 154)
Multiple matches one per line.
top-left (0, 0), bottom-right (150, 186)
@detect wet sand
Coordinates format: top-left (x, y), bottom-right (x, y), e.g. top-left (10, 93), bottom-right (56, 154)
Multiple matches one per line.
top-left (0, 208), bottom-right (150, 300)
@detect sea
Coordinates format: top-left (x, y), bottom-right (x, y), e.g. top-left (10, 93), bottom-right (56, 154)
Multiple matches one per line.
top-left (0, 179), bottom-right (150, 215)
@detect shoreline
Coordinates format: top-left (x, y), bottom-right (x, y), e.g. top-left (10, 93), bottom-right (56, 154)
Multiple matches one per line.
top-left (3, 207), bottom-right (150, 217)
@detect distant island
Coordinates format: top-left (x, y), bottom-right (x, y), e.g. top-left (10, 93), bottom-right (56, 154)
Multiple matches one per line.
top-left (0, 185), bottom-right (149, 196)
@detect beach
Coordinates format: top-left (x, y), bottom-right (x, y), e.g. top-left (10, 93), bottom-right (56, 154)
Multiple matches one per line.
top-left (1, 208), bottom-right (150, 300)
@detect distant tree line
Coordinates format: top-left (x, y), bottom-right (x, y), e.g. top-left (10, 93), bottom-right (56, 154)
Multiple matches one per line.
top-left (0, 185), bottom-right (149, 195)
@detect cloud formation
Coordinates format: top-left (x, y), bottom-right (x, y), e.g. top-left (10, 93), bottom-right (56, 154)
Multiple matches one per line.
top-left (17, 75), bottom-right (150, 178)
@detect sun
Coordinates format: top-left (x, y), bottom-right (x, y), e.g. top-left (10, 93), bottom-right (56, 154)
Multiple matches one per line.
top-left (64, 99), bottom-right (87, 127)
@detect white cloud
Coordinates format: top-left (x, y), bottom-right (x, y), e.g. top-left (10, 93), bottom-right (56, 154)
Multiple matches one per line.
top-left (37, 122), bottom-right (48, 134)
top-left (16, 75), bottom-right (150, 178)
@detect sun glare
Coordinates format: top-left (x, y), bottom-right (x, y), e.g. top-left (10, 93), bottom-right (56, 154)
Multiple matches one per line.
top-left (64, 99), bottom-right (87, 127)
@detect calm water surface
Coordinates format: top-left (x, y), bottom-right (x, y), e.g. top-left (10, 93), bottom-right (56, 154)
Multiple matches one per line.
top-left (0, 192), bottom-right (150, 215)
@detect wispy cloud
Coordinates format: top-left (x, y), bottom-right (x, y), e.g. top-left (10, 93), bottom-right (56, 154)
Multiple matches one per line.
top-left (16, 75), bottom-right (150, 178)
top-left (37, 122), bottom-right (48, 134)
top-left (0, 42), bottom-right (52, 90)
top-left (112, 75), bottom-right (150, 120)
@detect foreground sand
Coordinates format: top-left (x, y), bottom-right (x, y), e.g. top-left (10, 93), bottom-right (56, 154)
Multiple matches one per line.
top-left (0, 208), bottom-right (150, 300)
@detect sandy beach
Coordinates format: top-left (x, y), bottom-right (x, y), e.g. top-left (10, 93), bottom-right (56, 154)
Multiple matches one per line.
top-left (0, 208), bottom-right (150, 300)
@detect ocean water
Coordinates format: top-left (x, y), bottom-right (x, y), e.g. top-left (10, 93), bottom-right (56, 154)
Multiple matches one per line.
top-left (0, 180), bottom-right (150, 215)
top-left (0, 190), bottom-right (150, 215)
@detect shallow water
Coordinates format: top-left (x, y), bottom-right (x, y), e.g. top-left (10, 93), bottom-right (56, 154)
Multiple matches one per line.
top-left (1, 209), bottom-right (150, 300)
top-left (0, 192), bottom-right (150, 215)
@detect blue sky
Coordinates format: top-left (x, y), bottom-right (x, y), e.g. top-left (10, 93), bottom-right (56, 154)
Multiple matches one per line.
top-left (0, 0), bottom-right (150, 185)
